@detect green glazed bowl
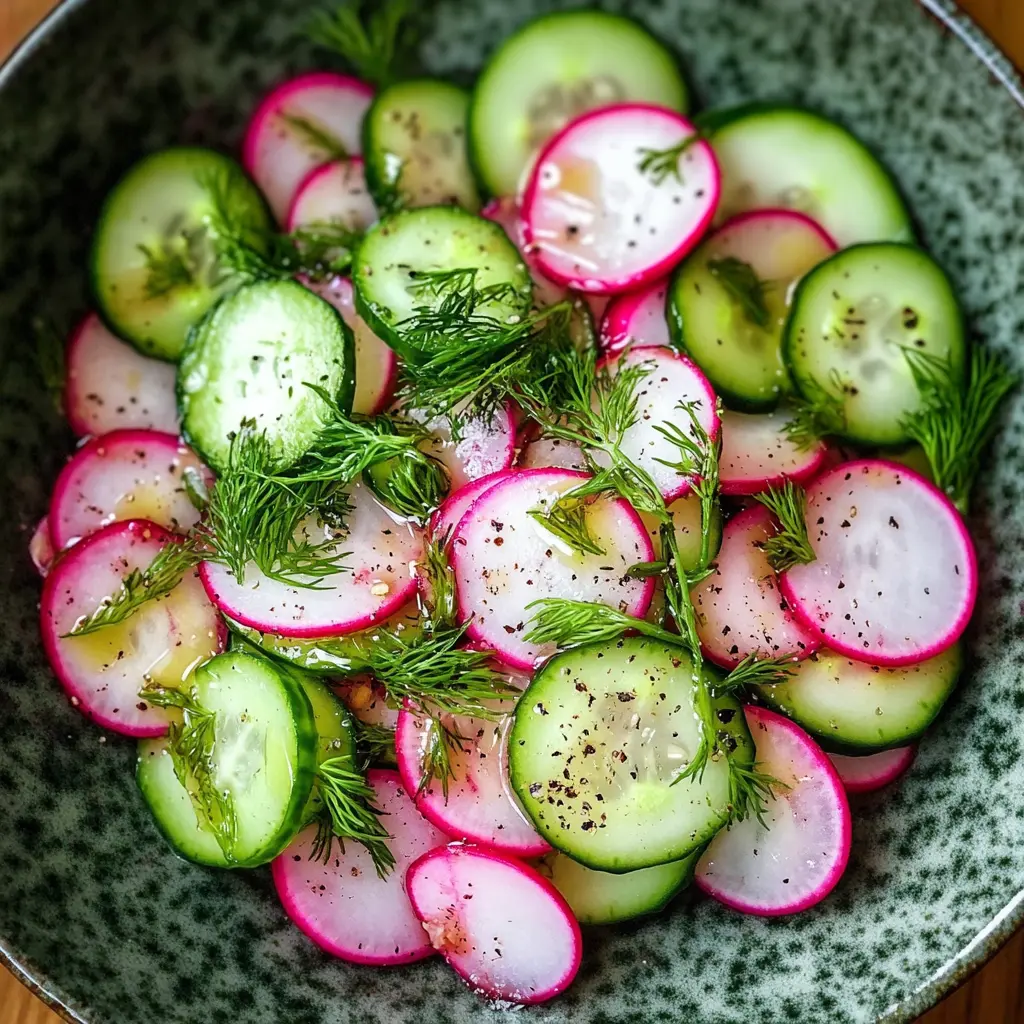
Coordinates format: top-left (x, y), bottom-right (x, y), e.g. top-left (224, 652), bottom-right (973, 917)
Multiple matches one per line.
top-left (2, 1), bottom-right (1024, 1021)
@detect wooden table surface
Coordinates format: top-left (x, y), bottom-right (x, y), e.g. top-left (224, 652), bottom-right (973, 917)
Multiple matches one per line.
top-left (1, 0), bottom-right (1023, 1021)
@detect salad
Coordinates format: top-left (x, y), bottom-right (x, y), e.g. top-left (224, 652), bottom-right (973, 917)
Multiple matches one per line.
top-left (31, 0), bottom-right (1014, 1006)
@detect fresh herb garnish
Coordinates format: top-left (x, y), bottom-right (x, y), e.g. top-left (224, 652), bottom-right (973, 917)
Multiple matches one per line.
top-left (636, 132), bottom-right (706, 186)
top-left (352, 718), bottom-right (397, 771)
top-left (783, 371), bottom-right (849, 451)
top-left (711, 652), bottom-right (798, 693)
top-left (901, 345), bottom-right (1017, 512)
top-left (138, 224), bottom-right (205, 298)
top-left (416, 531), bottom-right (459, 631)
top-left (753, 480), bottom-right (816, 573)
top-left (278, 111), bottom-right (349, 160)
top-left (309, 0), bottom-right (418, 87)
top-left (527, 496), bottom-right (606, 557)
top-left (417, 715), bottom-right (468, 799)
top-left (707, 257), bottom-right (772, 330)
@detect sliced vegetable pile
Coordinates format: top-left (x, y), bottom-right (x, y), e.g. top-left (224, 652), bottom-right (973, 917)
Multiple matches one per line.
top-left (31, 0), bottom-right (1014, 1007)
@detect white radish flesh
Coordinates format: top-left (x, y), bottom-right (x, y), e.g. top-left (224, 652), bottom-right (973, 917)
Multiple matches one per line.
top-left (406, 844), bottom-right (582, 1004)
top-left (696, 706), bottom-right (851, 915)
top-left (242, 72), bottom-right (374, 223)
top-left (285, 157), bottom-right (377, 233)
top-left (518, 435), bottom-right (586, 472)
top-left (481, 197), bottom-right (568, 308)
top-left (40, 520), bottom-right (226, 736)
top-left (596, 346), bottom-right (719, 502)
top-left (452, 468), bottom-right (655, 668)
top-left (599, 278), bottom-right (671, 354)
top-left (302, 276), bottom-right (397, 416)
top-left (693, 505), bottom-right (820, 668)
top-left (829, 747), bottom-right (915, 794)
top-left (272, 769), bottom-right (447, 965)
top-left (429, 471), bottom-right (516, 540)
top-left (64, 313), bottom-right (179, 437)
top-left (200, 480), bottom-right (423, 637)
top-left (521, 104), bottom-right (719, 293)
top-left (780, 460), bottom-right (977, 665)
top-left (411, 404), bottom-right (518, 492)
top-left (49, 430), bottom-right (210, 550)
top-left (718, 407), bottom-right (827, 496)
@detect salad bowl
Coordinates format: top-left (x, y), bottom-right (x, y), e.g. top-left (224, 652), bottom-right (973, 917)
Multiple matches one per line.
top-left (2, 1), bottom-right (1024, 1022)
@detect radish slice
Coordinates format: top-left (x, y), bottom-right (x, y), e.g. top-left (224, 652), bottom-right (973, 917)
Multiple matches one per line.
top-left (302, 276), bottom-right (398, 416)
top-left (595, 346), bottom-right (719, 502)
top-left (829, 747), bottom-right (915, 794)
top-left (521, 104), bottom-right (720, 294)
top-left (452, 468), bottom-right (654, 669)
top-left (29, 516), bottom-right (54, 577)
top-left (40, 519), bottom-right (226, 736)
top-left (242, 72), bottom-right (374, 223)
top-left (395, 687), bottom-right (548, 856)
top-left (49, 430), bottom-right (211, 550)
top-left (518, 436), bottom-right (586, 472)
top-left (718, 408), bottom-right (828, 496)
top-left (780, 460), bottom-right (977, 666)
top-left (285, 158), bottom-right (377, 233)
top-left (696, 706), bottom-right (851, 916)
top-left (481, 197), bottom-right (568, 308)
top-left (272, 769), bottom-right (447, 965)
top-left (599, 279), bottom-right (670, 355)
top-left (412, 404), bottom-right (518, 492)
top-left (64, 313), bottom-right (179, 437)
top-left (200, 480), bottom-right (423, 637)
top-left (429, 471), bottom-right (517, 539)
top-left (406, 844), bottom-right (582, 1004)
top-left (693, 505), bottom-right (820, 669)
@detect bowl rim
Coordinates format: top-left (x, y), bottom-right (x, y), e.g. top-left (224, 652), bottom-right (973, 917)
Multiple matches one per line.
top-left (0, 0), bottom-right (1022, 1022)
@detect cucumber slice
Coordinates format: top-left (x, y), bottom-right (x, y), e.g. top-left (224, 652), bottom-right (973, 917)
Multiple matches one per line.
top-left (704, 105), bottom-right (912, 247)
top-left (136, 650), bottom-right (317, 867)
top-left (509, 637), bottom-right (753, 872)
top-left (226, 605), bottom-right (422, 676)
top-left (178, 279), bottom-right (354, 470)
top-left (469, 11), bottom-right (688, 197)
top-left (363, 79), bottom-right (480, 214)
top-left (543, 848), bottom-right (700, 925)
top-left (755, 644), bottom-right (962, 753)
top-left (352, 207), bottom-right (531, 357)
top-left (91, 147), bottom-right (271, 361)
top-left (783, 243), bottom-right (966, 445)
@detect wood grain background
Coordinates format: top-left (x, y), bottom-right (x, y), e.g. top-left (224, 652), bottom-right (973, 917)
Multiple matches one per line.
top-left (0, 0), bottom-right (1022, 1021)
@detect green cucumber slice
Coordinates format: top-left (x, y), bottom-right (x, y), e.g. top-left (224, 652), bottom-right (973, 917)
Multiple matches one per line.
top-left (352, 207), bottom-right (531, 357)
top-left (136, 650), bottom-right (317, 867)
top-left (543, 847), bottom-right (700, 925)
top-left (178, 279), bottom-right (354, 470)
top-left (783, 243), bottom-right (966, 445)
top-left (364, 79), bottom-right (480, 214)
top-left (509, 637), bottom-right (753, 872)
top-left (91, 147), bottom-right (271, 361)
top-left (469, 11), bottom-right (688, 197)
top-left (755, 644), bottom-right (962, 753)
top-left (704, 105), bottom-right (912, 247)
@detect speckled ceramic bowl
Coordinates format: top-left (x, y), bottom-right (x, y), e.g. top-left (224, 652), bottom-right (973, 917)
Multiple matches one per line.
top-left (2, 1), bottom-right (1023, 1022)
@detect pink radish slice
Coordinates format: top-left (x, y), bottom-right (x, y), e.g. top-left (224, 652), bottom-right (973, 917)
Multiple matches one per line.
top-left (336, 675), bottom-right (400, 732)
top-left (411, 403), bottom-right (518, 492)
top-left (780, 460), bottom-right (977, 666)
top-left (692, 505), bottom-right (820, 669)
top-left (302, 276), bottom-right (397, 416)
top-left (395, 693), bottom-right (548, 856)
top-left (452, 468), bottom-right (654, 669)
top-left (40, 519), bottom-right (226, 737)
top-left (272, 769), bottom-right (447, 965)
top-left (407, 844), bottom-right (582, 1004)
top-left (200, 480), bottom-right (423, 637)
top-left (49, 430), bottom-right (211, 550)
top-left (285, 157), bottom-right (377, 233)
top-left (518, 436), bottom-right (586, 472)
top-left (64, 313), bottom-right (179, 437)
top-left (718, 408), bottom-right (828, 496)
top-left (30, 516), bottom-right (54, 577)
top-left (481, 197), bottom-right (568, 308)
top-left (829, 747), bottom-right (915, 794)
top-left (429, 471), bottom-right (517, 539)
top-left (242, 72), bottom-right (374, 223)
top-left (521, 104), bottom-right (720, 294)
top-left (696, 706), bottom-right (851, 916)
top-left (599, 279), bottom-right (671, 355)
top-left (595, 346), bottom-right (719, 502)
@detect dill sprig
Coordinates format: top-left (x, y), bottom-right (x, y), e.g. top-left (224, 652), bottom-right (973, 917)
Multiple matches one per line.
top-left (527, 497), bottom-right (606, 557)
top-left (784, 371), bottom-right (849, 451)
top-left (416, 531), bottom-right (459, 631)
top-left (417, 716), bottom-right (468, 800)
top-left (140, 685), bottom-right (238, 859)
top-left (62, 538), bottom-right (204, 638)
top-left (278, 111), bottom-right (349, 160)
top-left (636, 132), bottom-right (706, 186)
top-left (728, 762), bottom-right (783, 829)
top-left (310, 754), bottom-right (395, 877)
top-left (707, 257), bottom-right (772, 330)
top-left (309, 0), bottom-right (418, 87)
top-left (901, 345), bottom-right (1017, 512)
top-left (138, 222), bottom-right (205, 298)
top-left (753, 480), bottom-right (816, 573)
top-left (352, 719), bottom-right (396, 770)
top-left (710, 652), bottom-right (798, 693)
